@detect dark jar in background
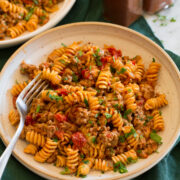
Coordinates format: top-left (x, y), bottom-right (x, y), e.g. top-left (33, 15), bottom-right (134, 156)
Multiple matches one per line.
top-left (103, 0), bottom-right (143, 26)
top-left (143, 0), bottom-right (174, 14)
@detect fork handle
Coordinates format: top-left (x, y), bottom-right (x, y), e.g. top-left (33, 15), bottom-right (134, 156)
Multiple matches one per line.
top-left (0, 118), bottom-right (24, 179)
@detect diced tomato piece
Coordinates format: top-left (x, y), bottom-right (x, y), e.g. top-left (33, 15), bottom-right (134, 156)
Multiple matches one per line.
top-left (101, 57), bottom-right (108, 64)
top-left (107, 47), bottom-right (122, 57)
top-left (35, 113), bottom-right (41, 119)
top-left (132, 60), bottom-right (136, 65)
top-left (81, 69), bottom-right (90, 79)
top-left (54, 113), bottom-right (67, 123)
top-left (106, 133), bottom-right (112, 138)
top-left (55, 130), bottom-right (64, 140)
top-left (12, 96), bottom-right (17, 109)
top-left (56, 88), bottom-right (69, 96)
top-left (72, 132), bottom-right (87, 149)
top-left (25, 115), bottom-right (34, 126)
top-left (23, 0), bottom-right (33, 4)
top-left (137, 99), bottom-right (145, 106)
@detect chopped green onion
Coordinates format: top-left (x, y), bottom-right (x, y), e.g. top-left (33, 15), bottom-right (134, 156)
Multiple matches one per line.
top-left (150, 131), bottom-right (162, 144)
top-left (25, 7), bottom-right (34, 21)
top-left (33, 0), bottom-right (39, 5)
top-left (61, 43), bottom-right (67, 47)
top-left (105, 113), bottom-right (112, 119)
top-left (36, 105), bottom-right (40, 113)
top-left (91, 136), bottom-right (96, 144)
top-left (152, 58), bottom-right (156, 62)
top-left (72, 72), bottom-right (79, 82)
top-left (119, 135), bottom-right (125, 143)
top-left (84, 98), bottom-right (89, 108)
top-left (83, 160), bottom-right (89, 164)
top-left (59, 59), bottom-right (65, 64)
top-left (123, 109), bottom-right (132, 119)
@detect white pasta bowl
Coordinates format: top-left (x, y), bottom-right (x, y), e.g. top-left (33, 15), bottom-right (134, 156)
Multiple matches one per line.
top-left (0, 0), bottom-right (76, 48)
top-left (0, 22), bottom-right (180, 180)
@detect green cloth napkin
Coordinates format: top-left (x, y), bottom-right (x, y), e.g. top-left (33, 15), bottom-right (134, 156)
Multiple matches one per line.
top-left (0, 0), bottom-right (179, 179)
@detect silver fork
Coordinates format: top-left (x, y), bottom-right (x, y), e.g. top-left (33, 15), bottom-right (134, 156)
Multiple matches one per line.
top-left (0, 73), bottom-right (48, 179)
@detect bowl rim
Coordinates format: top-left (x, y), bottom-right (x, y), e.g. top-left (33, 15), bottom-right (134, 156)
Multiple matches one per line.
top-left (0, 0), bottom-right (76, 48)
top-left (0, 21), bottom-right (180, 180)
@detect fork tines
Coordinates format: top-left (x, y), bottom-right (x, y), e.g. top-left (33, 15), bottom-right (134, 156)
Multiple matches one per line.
top-left (17, 72), bottom-right (49, 106)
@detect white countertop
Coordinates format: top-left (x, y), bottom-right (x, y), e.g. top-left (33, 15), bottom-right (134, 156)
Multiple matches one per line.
top-left (144, 0), bottom-right (180, 55)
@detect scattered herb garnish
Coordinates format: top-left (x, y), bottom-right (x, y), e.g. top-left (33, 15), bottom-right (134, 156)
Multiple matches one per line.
top-left (89, 65), bottom-right (92, 71)
top-left (72, 72), bottom-right (79, 82)
top-left (170, 17), bottom-right (176, 22)
top-left (59, 59), bottom-right (65, 64)
top-left (79, 174), bottom-right (87, 178)
top-left (60, 167), bottom-right (70, 175)
top-left (93, 48), bottom-right (102, 66)
top-left (83, 160), bottom-right (89, 164)
top-left (63, 77), bottom-right (68, 81)
top-left (36, 105), bottom-right (40, 113)
top-left (113, 104), bottom-right (119, 110)
top-left (153, 14), bottom-right (176, 26)
top-left (33, 0), bottom-right (39, 5)
top-left (49, 94), bottom-right (63, 102)
top-left (159, 111), bottom-right (162, 115)
top-left (113, 56), bottom-right (115, 62)
top-left (105, 113), bottom-right (112, 119)
top-left (110, 66), bottom-right (116, 73)
top-left (124, 128), bottom-right (137, 138)
top-left (95, 112), bottom-right (100, 118)
top-left (150, 131), bottom-right (162, 144)
top-left (99, 99), bottom-right (104, 104)
top-left (117, 67), bottom-right (127, 75)
top-left (119, 135), bottom-right (125, 143)
top-left (61, 43), bottom-right (67, 47)
top-left (127, 157), bottom-right (137, 164)
top-left (78, 50), bottom-right (83, 56)
top-left (123, 109), bottom-right (132, 119)
top-left (152, 58), bottom-right (156, 62)
top-left (52, 138), bottom-right (58, 142)
top-left (91, 136), bottom-right (96, 144)
top-left (113, 162), bottom-right (128, 174)
top-left (84, 98), bottom-right (89, 108)
top-left (74, 56), bottom-right (79, 63)
top-left (127, 89), bottom-right (132, 92)
top-left (137, 149), bottom-right (142, 154)
top-left (25, 7), bottom-right (34, 21)
top-left (88, 120), bottom-right (93, 124)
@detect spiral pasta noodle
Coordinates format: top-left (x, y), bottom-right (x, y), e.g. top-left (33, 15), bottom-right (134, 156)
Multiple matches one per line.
top-left (11, 80), bottom-right (30, 96)
top-left (123, 86), bottom-right (137, 112)
top-left (8, 109), bottom-right (20, 125)
top-left (96, 65), bottom-right (111, 89)
top-left (112, 149), bottom-right (137, 165)
top-left (0, 0), bottom-right (27, 14)
top-left (144, 94), bottom-right (168, 110)
top-left (146, 62), bottom-right (161, 86)
top-left (26, 14), bottom-right (38, 32)
top-left (26, 131), bottom-right (45, 147)
top-left (93, 159), bottom-right (112, 172)
top-left (66, 147), bottom-right (79, 173)
top-left (24, 144), bottom-right (38, 155)
top-left (152, 110), bottom-right (164, 131)
top-left (56, 155), bottom-right (66, 167)
top-left (7, 20), bottom-right (26, 38)
top-left (109, 108), bottom-right (123, 132)
top-left (41, 68), bottom-right (61, 85)
top-left (34, 138), bottom-right (58, 162)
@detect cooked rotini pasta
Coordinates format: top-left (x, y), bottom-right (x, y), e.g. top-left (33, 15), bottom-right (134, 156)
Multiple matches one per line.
top-left (9, 42), bottom-right (167, 177)
top-left (0, 0), bottom-right (64, 40)
top-left (24, 144), bottom-right (38, 155)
